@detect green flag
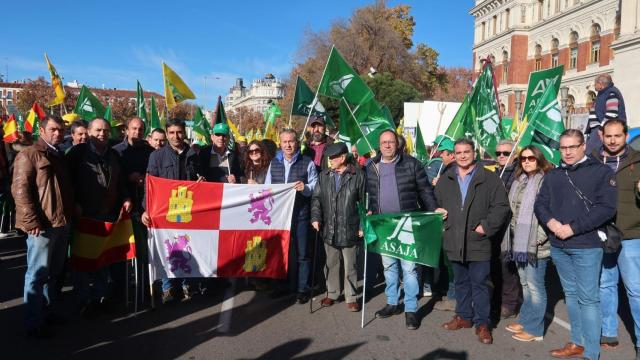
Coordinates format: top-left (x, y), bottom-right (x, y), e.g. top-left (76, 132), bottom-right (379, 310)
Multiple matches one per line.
top-left (264, 101), bottom-right (282, 141)
top-left (381, 104), bottom-right (394, 125)
top-left (500, 117), bottom-right (513, 140)
top-left (317, 46), bottom-right (374, 106)
top-left (338, 98), bottom-right (364, 147)
top-left (192, 107), bottom-right (212, 146)
top-left (415, 122), bottom-right (428, 164)
top-left (291, 76), bottom-right (329, 122)
top-left (73, 85), bottom-right (105, 121)
top-left (519, 78), bottom-right (565, 165)
top-left (136, 81), bottom-right (149, 131)
top-left (362, 209), bottom-right (443, 268)
top-left (443, 93), bottom-right (474, 141)
top-left (214, 96), bottom-right (227, 124)
top-left (149, 97), bottom-right (162, 133)
top-left (471, 63), bottom-right (502, 158)
top-left (103, 105), bottom-right (121, 140)
top-left (523, 65), bottom-right (564, 120)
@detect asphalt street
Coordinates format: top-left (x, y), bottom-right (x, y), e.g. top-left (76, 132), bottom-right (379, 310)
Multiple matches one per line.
top-left (1, 235), bottom-right (636, 360)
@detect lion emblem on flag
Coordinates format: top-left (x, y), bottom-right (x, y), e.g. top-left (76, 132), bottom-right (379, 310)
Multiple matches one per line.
top-left (165, 234), bottom-right (193, 274)
top-left (248, 189), bottom-right (275, 225)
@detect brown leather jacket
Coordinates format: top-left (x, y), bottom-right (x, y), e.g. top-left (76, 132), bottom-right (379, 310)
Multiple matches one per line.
top-left (11, 139), bottom-right (74, 231)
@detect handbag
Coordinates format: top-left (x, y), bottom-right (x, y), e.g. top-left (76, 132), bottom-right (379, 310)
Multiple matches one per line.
top-left (564, 170), bottom-right (621, 254)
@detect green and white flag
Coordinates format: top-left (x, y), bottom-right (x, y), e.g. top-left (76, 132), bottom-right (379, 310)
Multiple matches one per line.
top-left (73, 85), bottom-right (105, 121)
top-left (523, 65), bottom-right (564, 120)
top-left (136, 81), bottom-right (149, 132)
top-left (103, 105), bottom-right (121, 140)
top-left (443, 92), bottom-right (474, 141)
top-left (149, 97), bottom-right (162, 133)
top-left (317, 46), bottom-right (374, 106)
top-left (291, 76), bottom-right (330, 124)
top-left (471, 64), bottom-right (502, 158)
top-left (415, 121), bottom-right (428, 164)
top-left (362, 209), bottom-right (443, 267)
top-left (519, 78), bottom-right (565, 165)
top-left (192, 107), bottom-right (212, 146)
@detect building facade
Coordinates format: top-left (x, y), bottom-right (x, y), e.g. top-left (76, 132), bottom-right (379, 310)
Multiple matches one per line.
top-left (0, 82), bottom-right (25, 115)
top-left (611, 0), bottom-right (640, 125)
top-left (225, 74), bottom-right (284, 114)
top-left (470, 0), bottom-right (621, 124)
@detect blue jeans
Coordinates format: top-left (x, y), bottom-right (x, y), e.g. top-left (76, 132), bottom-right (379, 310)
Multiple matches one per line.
top-left (551, 246), bottom-right (603, 360)
top-left (288, 216), bottom-right (310, 293)
top-left (600, 252), bottom-right (619, 338)
top-left (517, 258), bottom-right (549, 337)
top-left (618, 240), bottom-right (640, 347)
top-left (24, 225), bottom-right (70, 330)
top-left (451, 260), bottom-right (491, 327)
top-left (381, 255), bottom-right (419, 312)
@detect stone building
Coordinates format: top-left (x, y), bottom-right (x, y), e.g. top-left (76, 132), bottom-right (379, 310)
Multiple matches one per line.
top-left (224, 74), bottom-right (284, 114)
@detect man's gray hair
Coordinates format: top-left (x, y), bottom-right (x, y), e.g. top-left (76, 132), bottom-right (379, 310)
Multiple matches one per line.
top-left (279, 128), bottom-right (299, 142)
top-left (88, 117), bottom-right (110, 130)
top-left (497, 139), bottom-right (515, 148)
top-left (595, 74), bottom-right (612, 87)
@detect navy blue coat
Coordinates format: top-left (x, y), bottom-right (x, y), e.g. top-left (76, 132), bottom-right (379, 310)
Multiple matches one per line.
top-left (534, 157), bottom-right (617, 249)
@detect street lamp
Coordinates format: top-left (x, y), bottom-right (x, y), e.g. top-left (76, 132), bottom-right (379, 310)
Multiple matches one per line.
top-left (560, 86), bottom-right (570, 128)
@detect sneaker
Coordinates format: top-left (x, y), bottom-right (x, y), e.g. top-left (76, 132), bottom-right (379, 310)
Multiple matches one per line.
top-left (434, 297), bottom-right (456, 312)
top-left (406, 312), bottom-right (419, 330)
top-left (512, 331), bottom-right (543, 342)
top-left (375, 304), bottom-right (402, 318)
top-left (423, 283), bottom-right (433, 297)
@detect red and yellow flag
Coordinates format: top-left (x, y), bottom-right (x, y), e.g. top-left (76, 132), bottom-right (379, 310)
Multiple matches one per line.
top-left (25, 102), bottom-right (46, 133)
top-left (2, 114), bottom-right (19, 143)
top-left (44, 53), bottom-right (65, 107)
top-left (70, 214), bottom-right (136, 272)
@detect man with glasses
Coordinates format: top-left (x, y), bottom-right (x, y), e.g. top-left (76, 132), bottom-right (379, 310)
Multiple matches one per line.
top-left (198, 123), bottom-right (242, 183)
top-left (535, 129), bottom-right (616, 360)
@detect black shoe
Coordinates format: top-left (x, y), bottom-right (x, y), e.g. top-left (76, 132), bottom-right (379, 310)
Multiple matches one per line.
top-left (375, 304), bottom-right (401, 318)
top-left (26, 326), bottom-right (54, 339)
top-left (406, 312), bottom-right (419, 330)
top-left (296, 292), bottom-right (311, 304)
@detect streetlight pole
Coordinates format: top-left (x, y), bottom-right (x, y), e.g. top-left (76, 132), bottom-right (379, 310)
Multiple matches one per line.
top-left (514, 89), bottom-right (523, 117)
top-left (560, 86), bottom-right (570, 129)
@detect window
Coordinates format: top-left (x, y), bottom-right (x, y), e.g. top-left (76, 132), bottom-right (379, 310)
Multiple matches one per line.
top-left (569, 31), bottom-right (579, 69)
top-left (555, 0), bottom-right (561, 13)
top-left (502, 51), bottom-right (509, 84)
top-left (505, 9), bottom-right (510, 30)
top-left (538, 0), bottom-right (544, 21)
top-left (534, 44), bottom-right (543, 71)
top-left (521, 5), bottom-right (527, 23)
top-left (481, 22), bottom-right (486, 41)
top-left (6, 91), bottom-right (12, 99)
top-left (551, 38), bottom-right (559, 67)
top-left (492, 15), bottom-right (497, 35)
top-left (590, 24), bottom-right (601, 64)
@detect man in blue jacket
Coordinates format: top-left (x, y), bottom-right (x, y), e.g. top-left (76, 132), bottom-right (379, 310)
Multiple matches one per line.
top-left (535, 129), bottom-right (616, 360)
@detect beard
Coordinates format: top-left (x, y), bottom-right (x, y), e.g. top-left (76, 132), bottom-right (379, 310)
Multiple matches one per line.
top-left (312, 132), bottom-right (325, 142)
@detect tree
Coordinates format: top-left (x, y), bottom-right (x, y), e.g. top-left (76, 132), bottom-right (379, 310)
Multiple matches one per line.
top-left (365, 72), bottom-right (422, 122)
top-left (110, 97), bottom-right (137, 123)
top-left (15, 77), bottom-right (55, 115)
top-left (168, 102), bottom-right (196, 120)
top-left (432, 67), bottom-right (473, 102)
top-left (227, 107), bottom-right (264, 134)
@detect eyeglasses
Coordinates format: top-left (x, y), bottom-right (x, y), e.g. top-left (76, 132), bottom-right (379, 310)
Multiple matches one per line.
top-left (248, 148), bottom-right (261, 155)
top-left (495, 151), bottom-right (510, 157)
top-left (559, 143), bottom-right (583, 152)
top-left (520, 155), bottom-right (537, 163)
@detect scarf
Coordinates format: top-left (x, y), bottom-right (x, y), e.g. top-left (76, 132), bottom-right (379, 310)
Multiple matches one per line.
top-left (506, 172), bottom-right (543, 264)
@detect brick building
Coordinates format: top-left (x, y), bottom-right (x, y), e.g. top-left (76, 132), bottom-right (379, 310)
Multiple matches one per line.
top-left (470, 0), bottom-right (620, 121)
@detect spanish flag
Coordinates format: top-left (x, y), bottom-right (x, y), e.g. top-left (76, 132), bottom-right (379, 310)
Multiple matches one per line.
top-left (71, 214), bottom-right (136, 272)
top-left (2, 114), bottom-right (19, 143)
top-left (162, 62), bottom-right (195, 111)
top-left (44, 53), bottom-right (65, 107)
top-left (25, 102), bottom-right (46, 133)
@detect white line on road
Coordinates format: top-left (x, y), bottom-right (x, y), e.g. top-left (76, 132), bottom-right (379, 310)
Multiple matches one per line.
top-left (545, 312), bottom-right (571, 331)
top-left (217, 279), bottom-right (237, 333)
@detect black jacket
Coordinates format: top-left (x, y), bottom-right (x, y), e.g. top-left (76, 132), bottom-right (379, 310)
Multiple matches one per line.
top-left (434, 164), bottom-right (511, 262)
top-left (534, 157), bottom-right (617, 249)
top-left (311, 164), bottom-right (365, 247)
top-left (113, 139), bottom-right (154, 211)
top-left (143, 144), bottom-right (199, 210)
top-left (198, 145), bottom-right (243, 183)
top-left (365, 153), bottom-right (437, 214)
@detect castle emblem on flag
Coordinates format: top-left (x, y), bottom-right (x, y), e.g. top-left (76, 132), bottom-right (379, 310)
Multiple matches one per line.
top-left (167, 186), bottom-right (193, 223)
top-left (248, 189), bottom-right (275, 225)
top-left (165, 234), bottom-right (193, 274)
top-left (243, 236), bottom-right (267, 272)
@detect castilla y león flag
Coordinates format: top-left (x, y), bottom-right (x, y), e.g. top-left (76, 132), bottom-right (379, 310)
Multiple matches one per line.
top-left (146, 175), bottom-right (296, 280)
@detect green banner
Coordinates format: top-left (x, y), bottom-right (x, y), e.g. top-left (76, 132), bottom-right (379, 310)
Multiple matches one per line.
top-left (363, 210), bottom-right (443, 267)
top-left (523, 65), bottom-right (564, 119)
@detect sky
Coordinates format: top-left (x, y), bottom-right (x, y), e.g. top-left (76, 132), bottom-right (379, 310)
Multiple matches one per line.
top-left (2, 0), bottom-right (473, 109)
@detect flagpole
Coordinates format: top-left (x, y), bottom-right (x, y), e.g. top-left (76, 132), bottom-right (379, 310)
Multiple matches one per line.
top-left (500, 109), bottom-right (530, 178)
top-left (361, 194), bottom-right (369, 329)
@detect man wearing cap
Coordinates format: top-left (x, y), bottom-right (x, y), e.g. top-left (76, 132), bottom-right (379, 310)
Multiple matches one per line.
top-left (311, 143), bottom-right (365, 312)
top-left (426, 136), bottom-right (455, 186)
top-left (198, 123), bottom-right (242, 183)
top-left (303, 116), bottom-right (333, 171)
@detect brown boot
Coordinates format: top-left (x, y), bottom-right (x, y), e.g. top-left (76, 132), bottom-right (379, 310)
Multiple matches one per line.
top-left (549, 343), bottom-right (584, 358)
top-left (475, 324), bottom-right (493, 344)
top-left (442, 315), bottom-right (473, 330)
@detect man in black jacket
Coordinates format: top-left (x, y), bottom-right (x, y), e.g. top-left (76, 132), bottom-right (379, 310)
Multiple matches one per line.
top-left (198, 123), bottom-right (242, 183)
top-left (436, 138), bottom-right (510, 345)
top-left (535, 129), bottom-right (616, 360)
top-left (365, 130), bottom-right (439, 330)
top-left (311, 143), bottom-right (365, 312)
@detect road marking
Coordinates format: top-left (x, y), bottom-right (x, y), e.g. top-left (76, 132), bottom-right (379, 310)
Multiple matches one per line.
top-left (545, 312), bottom-right (571, 331)
top-left (217, 279), bottom-right (237, 333)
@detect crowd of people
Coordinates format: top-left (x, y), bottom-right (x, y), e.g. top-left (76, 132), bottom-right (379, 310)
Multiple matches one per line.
top-left (1, 74), bottom-right (637, 360)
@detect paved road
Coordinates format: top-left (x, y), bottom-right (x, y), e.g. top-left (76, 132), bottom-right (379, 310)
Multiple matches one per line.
top-left (1, 236), bottom-right (636, 360)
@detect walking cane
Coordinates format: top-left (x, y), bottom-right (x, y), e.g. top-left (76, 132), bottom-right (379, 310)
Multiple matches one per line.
top-left (309, 230), bottom-right (320, 314)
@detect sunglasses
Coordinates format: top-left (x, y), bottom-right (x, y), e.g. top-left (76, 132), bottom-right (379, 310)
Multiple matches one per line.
top-left (520, 155), bottom-right (537, 163)
top-left (248, 148), bottom-right (262, 155)
top-left (495, 151), bottom-right (510, 157)
top-left (214, 133), bottom-right (228, 137)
